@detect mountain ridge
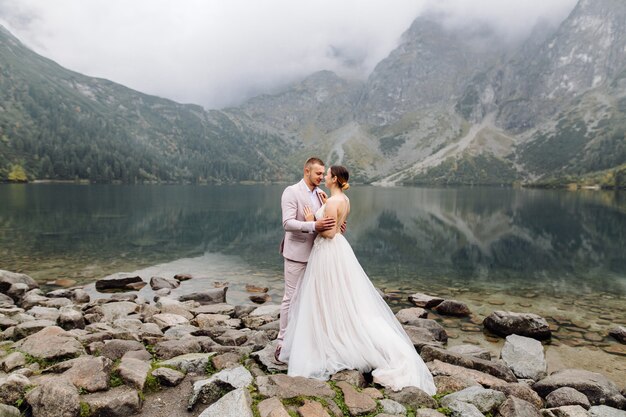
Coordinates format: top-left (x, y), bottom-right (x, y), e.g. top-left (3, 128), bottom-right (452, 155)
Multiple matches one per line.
top-left (1, 0), bottom-right (625, 187)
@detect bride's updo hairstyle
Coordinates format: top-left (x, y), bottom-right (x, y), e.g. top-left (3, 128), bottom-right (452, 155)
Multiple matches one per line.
top-left (331, 165), bottom-right (350, 191)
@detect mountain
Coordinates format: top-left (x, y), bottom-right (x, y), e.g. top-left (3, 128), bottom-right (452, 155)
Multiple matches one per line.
top-left (0, 26), bottom-right (294, 183)
top-left (1, 0), bottom-right (625, 187)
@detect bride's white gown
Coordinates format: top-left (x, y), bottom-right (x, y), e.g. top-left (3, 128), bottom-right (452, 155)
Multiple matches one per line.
top-left (279, 200), bottom-right (436, 394)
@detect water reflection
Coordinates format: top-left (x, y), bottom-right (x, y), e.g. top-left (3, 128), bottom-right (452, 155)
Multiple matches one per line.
top-left (0, 184), bottom-right (624, 296)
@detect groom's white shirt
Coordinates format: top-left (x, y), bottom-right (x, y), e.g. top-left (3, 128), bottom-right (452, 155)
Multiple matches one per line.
top-left (280, 179), bottom-right (323, 263)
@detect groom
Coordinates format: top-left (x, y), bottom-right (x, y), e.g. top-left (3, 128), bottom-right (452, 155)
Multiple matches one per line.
top-left (276, 157), bottom-right (336, 361)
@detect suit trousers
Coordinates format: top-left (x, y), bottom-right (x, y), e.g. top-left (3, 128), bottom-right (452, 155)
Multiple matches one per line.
top-left (278, 258), bottom-right (307, 343)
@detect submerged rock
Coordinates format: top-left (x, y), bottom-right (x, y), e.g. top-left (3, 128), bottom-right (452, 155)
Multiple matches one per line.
top-left (483, 311), bottom-right (551, 340)
top-left (95, 273), bottom-right (145, 292)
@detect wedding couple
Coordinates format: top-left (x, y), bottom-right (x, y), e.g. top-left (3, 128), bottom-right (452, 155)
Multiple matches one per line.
top-left (276, 157), bottom-right (436, 393)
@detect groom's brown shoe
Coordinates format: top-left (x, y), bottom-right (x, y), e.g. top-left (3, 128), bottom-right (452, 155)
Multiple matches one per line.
top-left (274, 345), bottom-right (285, 364)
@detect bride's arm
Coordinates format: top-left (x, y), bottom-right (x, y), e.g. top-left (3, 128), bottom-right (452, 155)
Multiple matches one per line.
top-left (319, 199), bottom-right (339, 239)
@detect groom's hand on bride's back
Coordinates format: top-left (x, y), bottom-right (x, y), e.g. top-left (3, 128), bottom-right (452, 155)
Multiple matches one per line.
top-left (315, 217), bottom-right (335, 232)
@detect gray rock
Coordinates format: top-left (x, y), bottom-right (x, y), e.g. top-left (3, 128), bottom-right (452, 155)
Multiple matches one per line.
top-left (189, 365), bottom-right (253, 410)
top-left (151, 367), bottom-right (185, 386)
top-left (493, 382), bottom-right (544, 409)
top-left (81, 386), bottom-right (142, 417)
top-left (250, 341), bottom-right (288, 372)
top-left (421, 345), bottom-right (517, 382)
top-left (198, 387), bottom-right (253, 417)
top-left (433, 299), bottom-right (471, 316)
top-left (402, 318), bottom-right (448, 342)
top-left (448, 344), bottom-right (491, 360)
top-left (434, 374), bottom-right (480, 393)
top-left (150, 313), bottom-right (190, 329)
top-left (25, 378), bottom-right (80, 417)
top-left (101, 339), bottom-right (146, 361)
top-left (20, 290), bottom-right (49, 309)
top-left (191, 303), bottom-right (236, 316)
top-left (427, 360), bottom-right (508, 388)
top-left (483, 311), bottom-right (551, 340)
top-left (150, 276), bottom-right (180, 290)
top-left (386, 386), bottom-right (438, 409)
top-left (258, 397), bottom-right (290, 417)
top-left (41, 297), bottom-right (73, 308)
top-left (441, 385), bottom-right (506, 413)
top-left (533, 369), bottom-right (626, 408)
top-left (155, 298), bottom-right (194, 319)
top-left (396, 307), bottom-right (428, 323)
top-left (0, 373), bottom-right (30, 405)
top-left (13, 326), bottom-right (84, 361)
top-left (498, 396), bottom-right (542, 417)
top-left (155, 338), bottom-right (201, 359)
top-left (249, 304), bottom-right (281, 319)
top-left (256, 374), bottom-right (335, 399)
top-left (194, 313), bottom-right (232, 329)
top-left (27, 306), bottom-right (60, 321)
top-left (58, 355), bottom-right (113, 392)
top-left (179, 288), bottom-right (227, 305)
top-left (330, 369), bottom-right (367, 388)
top-left (234, 305), bottom-right (256, 318)
top-left (14, 319), bottom-right (57, 339)
top-left (380, 398), bottom-right (407, 415)
top-left (122, 349), bottom-right (152, 361)
top-left (589, 405), bottom-right (626, 416)
top-left (99, 301), bottom-right (140, 322)
top-left (541, 405), bottom-right (590, 417)
top-left (163, 324), bottom-right (198, 339)
top-left (415, 410), bottom-right (448, 417)
top-left (1, 351), bottom-right (26, 372)
top-left (501, 334), bottom-right (547, 381)
top-left (407, 293), bottom-right (444, 308)
top-left (546, 387), bottom-right (591, 409)
top-left (0, 292), bottom-right (15, 307)
top-left (95, 273), bottom-right (145, 291)
top-left (609, 326), bottom-right (626, 344)
top-left (337, 380), bottom-right (377, 415)
top-left (72, 289), bottom-right (90, 304)
top-left (118, 357), bottom-right (151, 390)
top-left (58, 307), bottom-right (85, 330)
top-left (0, 404), bottom-right (20, 417)
top-left (160, 353), bottom-right (216, 374)
top-left (445, 399), bottom-right (485, 417)
top-left (0, 270), bottom-right (38, 293)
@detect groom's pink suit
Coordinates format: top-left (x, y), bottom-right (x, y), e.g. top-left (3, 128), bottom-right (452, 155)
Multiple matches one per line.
top-left (278, 179), bottom-right (324, 343)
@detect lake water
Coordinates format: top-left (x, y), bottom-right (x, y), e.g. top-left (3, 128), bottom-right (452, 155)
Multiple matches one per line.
top-left (1, 184), bottom-right (625, 382)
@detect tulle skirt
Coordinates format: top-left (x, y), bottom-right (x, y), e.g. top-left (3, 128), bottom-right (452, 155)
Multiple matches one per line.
top-left (279, 234), bottom-right (436, 394)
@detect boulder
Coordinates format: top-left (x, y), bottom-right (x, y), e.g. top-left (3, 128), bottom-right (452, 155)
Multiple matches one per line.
top-left (118, 357), bottom-right (151, 390)
top-left (258, 397), bottom-right (290, 417)
top-left (401, 318), bottom-right (448, 342)
top-left (420, 345), bottom-right (517, 382)
top-left (188, 365), bottom-right (253, 410)
top-left (58, 307), bottom-right (85, 330)
top-left (330, 369), bottom-right (367, 388)
top-left (448, 344), bottom-right (491, 360)
top-left (444, 400), bottom-right (485, 417)
top-left (56, 355), bottom-right (113, 392)
top-left (427, 360), bottom-right (508, 388)
top-left (81, 386), bottom-right (142, 417)
top-left (13, 326), bottom-right (84, 361)
top-left (25, 378), bottom-right (80, 417)
top-left (407, 293), bottom-right (444, 308)
top-left (0, 270), bottom-right (38, 293)
top-left (588, 405), bottom-right (626, 416)
top-left (101, 339), bottom-right (146, 361)
top-left (501, 334), bottom-right (547, 381)
top-left (14, 319), bottom-right (57, 339)
top-left (434, 375), bottom-right (480, 393)
top-left (150, 313), bottom-right (190, 329)
top-left (150, 276), bottom-right (180, 290)
top-left (191, 303), bottom-right (236, 316)
top-left (403, 325), bottom-right (444, 351)
top-left (0, 404), bottom-right (20, 417)
top-left (385, 386), bottom-right (438, 409)
top-left (380, 398), bottom-right (407, 415)
top-left (533, 369), bottom-right (626, 408)
top-left (198, 387), bottom-right (253, 417)
top-left (155, 298), bottom-right (194, 319)
top-left (1, 351), bottom-right (26, 372)
top-left (155, 338), bottom-right (201, 359)
top-left (95, 273), bottom-right (145, 291)
top-left (483, 311), bottom-right (551, 340)
top-left (546, 387), bottom-right (591, 409)
top-left (541, 405), bottom-right (589, 417)
top-left (441, 386), bottom-right (506, 414)
top-left (179, 288), bottom-right (227, 305)
top-left (160, 352), bottom-right (217, 374)
top-left (151, 367), bottom-right (185, 386)
top-left (336, 381), bottom-right (377, 415)
top-left (433, 300), bottom-right (471, 316)
top-left (250, 341), bottom-right (288, 373)
top-left (609, 326), bottom-right (626, 344)
top-left (493, 382), bottom-right (544, 409)
top-left (0, 373), bottom-right (30, 405)
top-left (27, 306), bottom-right (60, 321)
top-left (396, 307), bottom-right (428, 323)
top-left (256, 374), bottom-right (335, 399)
top-left (98, 301), bottom-right (140, 322)
top-left (498, 396), bottom-right (542, 417)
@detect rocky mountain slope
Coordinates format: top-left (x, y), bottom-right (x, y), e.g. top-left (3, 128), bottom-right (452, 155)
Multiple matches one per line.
top-left (1, 0), bottom-right (625, 186)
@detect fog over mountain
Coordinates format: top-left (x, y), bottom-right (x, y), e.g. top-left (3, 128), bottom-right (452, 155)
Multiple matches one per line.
top-left (0, 0), bottom-right (577, 109)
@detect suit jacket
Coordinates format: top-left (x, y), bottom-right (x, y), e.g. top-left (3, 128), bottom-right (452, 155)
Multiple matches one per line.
top-left (280, 179), bottom-right (323, 263)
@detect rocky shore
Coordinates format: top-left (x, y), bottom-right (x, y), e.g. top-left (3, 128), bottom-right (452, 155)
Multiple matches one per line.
top-left (1, 269), bottom-right (625, 417)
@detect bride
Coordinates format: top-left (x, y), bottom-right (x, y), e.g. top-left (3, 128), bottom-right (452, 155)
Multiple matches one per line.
top-left (279, 165), bottom-right (436, 394)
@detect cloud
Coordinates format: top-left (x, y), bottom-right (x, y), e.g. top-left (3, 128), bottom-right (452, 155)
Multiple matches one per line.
top-left (0, 0), bottom-right (577, 109)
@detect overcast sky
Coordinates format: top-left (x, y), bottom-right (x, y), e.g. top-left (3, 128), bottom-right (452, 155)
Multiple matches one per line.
top-left (0, 0), bottom-right (578, 109)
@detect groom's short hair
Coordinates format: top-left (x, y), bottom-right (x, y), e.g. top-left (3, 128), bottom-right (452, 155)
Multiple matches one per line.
top-left (304, 157), bottom-right (324, 168)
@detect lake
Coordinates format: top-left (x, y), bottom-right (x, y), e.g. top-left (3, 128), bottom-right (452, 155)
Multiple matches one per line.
top-left (1, 183), bottom-right (625, 380)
